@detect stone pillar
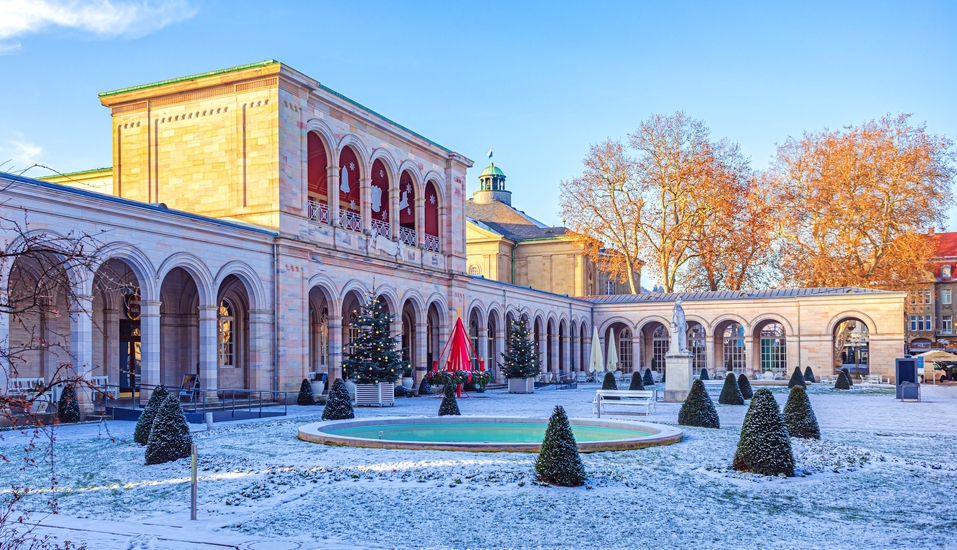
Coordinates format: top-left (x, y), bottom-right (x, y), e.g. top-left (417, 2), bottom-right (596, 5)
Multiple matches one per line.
top-left (328, 165), bottom-right (340, 227)
top-left (360, 177), bottom-right (372, 234)
top-left (631, 334), bottom-right (641, 374)
top-left (550, 333), bottom-right (560, 378)
top-left (389, 183), bottom-right (400, 240)
top-left (705, 335), bottom-right (716, 374)
top-left (104, 308), bottom-right (119, 381)
top-left (414, 320), bottom-right (427, 384)
top-left (744, 335), bottom-right (754, 378)
top-left (198, 305), bottom-right (219, 397)
top-left (328, 315), bottom-right (343, 382)
top-left (583, 329), bottom-right (593, 375)
top-left (664, 353), bottom-right (694, 402)
top-left (69, 294), bottom-right (94, 411)
top-left (41, 302), bottom-right (58, 382)
top-left (0, 293), bottom-right (9, 395)
top-left (139, 300), bottom-right (161, 405)
top-left (415, 197), bottom-right (425, 247)
top-left (248, 310), bottom-right (271, 391)
top-left (561, 333), bottom-right (570, 375)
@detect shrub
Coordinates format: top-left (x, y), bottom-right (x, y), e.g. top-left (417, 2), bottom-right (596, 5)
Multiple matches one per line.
top-left (601, 372), bottom-right (619, 400)
top-left (678, 379), bottom-right (720, 428)
top-left (628, 371), bottom-right (645, 391)
top-left (642, 368), bottom-right (655, 387)
top-left (787, 367), bottom-right (806, 389)
top-left (418, 375), bottom-right (432, 396)
top-left (733, 389), bottom-right (794, 477)
top-left (394, 384), bottom-right (411, 398)
top-left (841, 367), bottom-right (854, 386)
top-left (737, 373), bottom-right (753, 400)
top-left (700, 368), bottom-right (710, 381)
top-left (803, 366), bottom-right (816, 383)
top-left (297, 379), bottom-right (315, 405)
top-left (535, 405), bottom-right (586, 487)
top-left (834, 371), bottom-right (851, 390)
top-left (661, 368), bottom-right (666, 383)
top-left (145, 395), bottom-right (193, 465)
top-left (783, 385), bottom-right (820, 439)
top-left (134, 385), bottom-right (169, 445)
top-left (56, 384), bottom-right (81, 424)
top-left (322, 379), bottom-right (355, 420)
top-left (718, 372), bottom-right (745, 405)
top-left (438, 383), bottom-right (461, 416)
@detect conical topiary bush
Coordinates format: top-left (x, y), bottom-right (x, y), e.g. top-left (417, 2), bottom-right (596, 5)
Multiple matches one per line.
top-left (678, 379), bottom-right (720, 428)
top-left (418, 375), bottom-right (432, 396)
top-left (718, 372), bottom-right (745, 405)
top-left (57, 383), bottom-right (80, 424)
top-left (737, 373), bottom-right (753, 400)
top-left (700, 368), bottom-right (710, 381)
top-left (783, 385), bottom-right (820, 439)
top-left (733, 389), bottom-right (794, 476)
top-left (803, 366), bottom-right (816, 383)
top-left (787, 367), bottom-right (806, 389)
top-left (834, 370), bottom-right (851, 390)
top-left (601, 372), bottom-right (619, 400)
top-left (438, 383), bottom-right (461, 416)
top-left (145, 394), bottom-right (193, 465)
top-left (841, 367), bottom-right (854, 386)
top-left (535, 405), bottom-right (586, 487)
top-left (297, 379), bottom-right (315, 405)
top-left (628, 371), bottom-right (645, 391)
top-left (134, 385), bottom-right (170, 445)
top-left (322, 378), bottom-right (355, 420)
top-left (661, 368), bottom-right (666, 383)
top-left (642, 368), bottom-right (655, 387)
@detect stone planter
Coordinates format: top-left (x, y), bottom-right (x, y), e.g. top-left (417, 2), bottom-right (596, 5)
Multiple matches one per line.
top-left (309, 381), bottom-right (325, 396)
top-left (355, 382), bottom-right (395, 407)
top-left (507, 377), bottom-right (535, 394)
top-left (402, 376), bottom-right (414, 389)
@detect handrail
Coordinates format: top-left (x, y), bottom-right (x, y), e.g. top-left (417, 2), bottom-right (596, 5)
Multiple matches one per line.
top-left (307, 200), bottom-right (329, 224)
top-left (103, 383), bottom-right (291, 418)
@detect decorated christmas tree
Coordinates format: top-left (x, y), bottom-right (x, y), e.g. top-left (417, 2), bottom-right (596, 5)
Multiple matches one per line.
top-left (57, 383), bottom-right (80, 423)
top-left (499, 317), bottom-right (541, 379)
top-left (342, 290), bottom-right (407, 384)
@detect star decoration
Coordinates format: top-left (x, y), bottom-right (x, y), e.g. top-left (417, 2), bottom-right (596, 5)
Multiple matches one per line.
top-left (406, 184), bottom-right (412, 193)
top-left (379, 169), bottom-right (385, 178)
top-left (349, 162), bottom-right (355, 171)
top-left (382, 211), bottom-right (388, 221)
top-left (406, 208), bottom-right (412, 215)
top-left (349, 199), bottom-right (357, 210)
top-left (429, 194), bottom-right (436, 205)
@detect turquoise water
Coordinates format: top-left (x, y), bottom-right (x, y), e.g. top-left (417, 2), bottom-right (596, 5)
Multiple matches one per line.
top-left (326, 422), bottom-right (650, 444)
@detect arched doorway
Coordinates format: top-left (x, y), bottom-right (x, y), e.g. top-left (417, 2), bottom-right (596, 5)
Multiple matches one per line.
top-left (720, 322), bottom-right (746, 374)
top-left (834, 318), bottom-right (869, 375)
top-left (487, 310), bottom-right (499, 380)
top-left (688, 322), bottom-right (706, 373)
top-left (468, 308), bottom-right (482, 369)
top-left (308, 286), bottom-right (332, 379)
top-left (640, 322), bottom-right (669, 373)
top-left (426, 302), bottom-right (442, 370)
top-left (401, 299), bottom-right (417, 379)
top-left (756, 321), bottom-right (787, 376)
top-left (159, 268), bottom-right (200, 390)
top-left (92, 259), bottom-right (144, 392)
top-left (217, 275), bottom-right (250, 389)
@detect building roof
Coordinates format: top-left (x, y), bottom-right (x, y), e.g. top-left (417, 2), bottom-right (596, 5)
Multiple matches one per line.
top-left (466, 198), bottom-right (572, 242)
top-left (584, 287), bottom-right (899, 303)
top-left (480, 163), bottom-right (505, 178)
top-left (933, 231), bottom-right (957, 259)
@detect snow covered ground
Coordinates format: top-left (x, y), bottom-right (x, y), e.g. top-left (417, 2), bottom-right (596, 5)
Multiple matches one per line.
top-left (3, 382), bottom-right (957, 549)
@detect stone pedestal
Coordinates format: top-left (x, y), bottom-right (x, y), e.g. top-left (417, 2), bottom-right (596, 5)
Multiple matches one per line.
top-left (664, 354), bottom-right (694, 403)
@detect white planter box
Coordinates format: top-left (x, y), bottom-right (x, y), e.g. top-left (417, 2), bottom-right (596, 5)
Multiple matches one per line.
top-left (355, 382), bottom-right (395, 407)
top-left (508, 377), bottom-right (535, 394)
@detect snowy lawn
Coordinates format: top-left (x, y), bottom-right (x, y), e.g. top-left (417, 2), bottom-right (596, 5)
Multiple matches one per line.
top-left (4, 382), bottom-right (957, 549)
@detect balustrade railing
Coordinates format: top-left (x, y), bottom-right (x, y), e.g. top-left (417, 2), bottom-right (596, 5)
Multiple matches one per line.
top-left (371, 218), bottom-right (391, 238)
top-left (399, 226), bottom-right (417, 247)
top-left (307, 200), bottom-right (329, 224)
top-left (424, 233), bottom-right (440, 252)
top-left (340, 210), bottom-right (362, 232)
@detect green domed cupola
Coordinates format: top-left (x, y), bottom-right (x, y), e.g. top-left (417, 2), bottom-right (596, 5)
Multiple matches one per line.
top-left (473, 148), bottom-right (512, 205)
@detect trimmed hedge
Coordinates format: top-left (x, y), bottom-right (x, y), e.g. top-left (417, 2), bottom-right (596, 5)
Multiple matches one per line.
top-left (803, 366), bottom-right (816, 383)
top-left (783, 385), bottom-right (821, 439)
top-left (57, 384), bottom-right (80, 424)
top-left (418, 375), bottom-right (432, 396)
top-left (601, 372), bottom-right (619, 400)
top-left (718, 372), bottom-right (745, 405)
top-left (737, 373), bottom-right (753, 400)
top-left (642, 368), bottom-right (655, 387)
top-left (297, 379), bottom-right (315, 405)
top-left (145, 394), bottom-right (193, 465)
top-left (322, 379), bottom-right (355, 420)
top-left (535, 405), bottom-right (586, 487)
top-left (678, 379), bottom-right (720, 428)
top-left (134, 385), bottom-right (169, 445)
top-left (787, 367), bottom-right (807, 389)
top-left (700, 368), bottom-right (710, 381)
top-left (628, 371), bottom-right (645, 391)
top-left (835, 371), bottom-right (851, 390)
top-left (733, 389), bottom-right (795, 477)
top-left (438, 383), bottom-right (461, 416)
top-left (842, 367), bottom-right (854, 386)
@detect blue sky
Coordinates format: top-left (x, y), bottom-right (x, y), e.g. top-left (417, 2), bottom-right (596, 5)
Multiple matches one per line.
top-left (1, 0), bottom-right (955, 228)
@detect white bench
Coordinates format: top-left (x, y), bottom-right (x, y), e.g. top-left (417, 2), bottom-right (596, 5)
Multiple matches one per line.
top-left (593, 389), bottom-right (657, 417)
top-left (860, 374), bottom-right (884, 385)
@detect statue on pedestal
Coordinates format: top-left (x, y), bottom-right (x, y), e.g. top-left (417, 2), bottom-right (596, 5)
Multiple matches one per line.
top-left (669, 297), bottom-right (690, 355)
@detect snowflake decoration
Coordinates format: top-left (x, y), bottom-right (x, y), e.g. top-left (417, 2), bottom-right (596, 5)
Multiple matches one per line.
top-left (406, 184), bottom-right (412, 193)
top-left (406, 208), bottom-right (412, 215)
top-left (382, 211), bottom-right (388, 221)
top-left (379, 169), bottom-right (384, 178)
top-left (349, 199), bottom-right (357, 210)
top-left (349, 162), bottom-right (355, 171)
top-left (429, 194), bottom-right (436, 205)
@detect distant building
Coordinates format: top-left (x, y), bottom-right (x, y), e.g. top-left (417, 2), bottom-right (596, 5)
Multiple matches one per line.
top-left (465, 160), bottom-right (638, 296)
top-left (906, 231), bottom-right (957, 353)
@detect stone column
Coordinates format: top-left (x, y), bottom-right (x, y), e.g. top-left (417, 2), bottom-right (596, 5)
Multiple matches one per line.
top-left (705, 335), bottom-right (716, 374)
top-left (139, 300), bottom-right (161, 405)
top-left (537, 329), bottom-right (547, 378)
top-left (198, 305), bottom-right (219, 398)
top-left (583, 329), bottom-right (592, 376)
top-left (0, 292), bottom-right (9, 395)
top-left (360, 177), bottom-right (372, 234)
top-left (389, 183), bottom-right (400, 240)
top-left (69, 294), bottom-right (94, 411)
top-left (248, 310), bottom-right (271, 391)
top-left (744, 335), bottom-right (754, 378)
top-left (328, 315), bottom-right (343, 382)
top-left (631, 334), bottom-right (641, 375)
top-left (414, 320), bottom-right (427, 384)
top-left (550, 333), bottom-right (560, 378)
top-left (415, 197), bottom-right (425, 247)
top-left (561, 333), bottom-right (570, 375)
top-left (103, 308), bottom-right (119, 381)
top-left (41, 301), bottom-right (58, 382)
top-left (328, 165), bottom-right (340, 226)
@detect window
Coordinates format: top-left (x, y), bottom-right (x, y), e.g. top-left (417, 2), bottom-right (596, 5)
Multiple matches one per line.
top-left (468, 265), bottom-right (481, 276)
top-left (651, 325), bottom-right (669, 372)
top-left (942, 316), bottom-right (953, 333)
top-left (605, 280), bottom-right (616, 295)
top-left (218, 299), bottom-right (235, 368)
top-left (912, 290), bottom-right (933, 304)
top-left (688, 323), bottom-right (706, 371)
top-left (944, 265), bottom-right (952, 279)
top-left (759, 323), bottom-right (787, 373)
top-left (618, 328), bottom-right (633, 373)
top-left (722, 323), bottom-right (746, 371)
top-left (926, 315), bottom-right (933, 330)
top-left (943, 289), bottom-right (952, 305)
top-left (911, 316), bottom-right (933, 331)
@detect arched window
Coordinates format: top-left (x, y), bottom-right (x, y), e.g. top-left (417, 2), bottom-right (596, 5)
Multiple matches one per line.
top-left (348, 310), bottom-right (359, 347)
top-left (370, 159), bottom-right (390, 237)
top-left (486, 316), bottom-right (496, 372)
top-left (835, 319), bottom-right (869, 374)
top-left (469, 313), bottom-right (480, 365)
top-left (688, 323), bottom-right (706, 371)
top-left (468, 265), bottom-right (481, 276)
top-left (218, 299), bottom-right (235, 368)
top-left (398, 171), bottom-right (417, 246)
top-left (618, 328), bottom-right (633, 373)
top-left (306, 132), bottom-right (330, 224)
top-left (339, 146), bottom-right (361, 231)
top-left (759, 322), bottom-right (787, 373)
top-left (723, 322), bottom-right (746, 372)
top-left (652, 325), bottom-right (669, 372)
top-left (424, 180), bottom-right (440, 252)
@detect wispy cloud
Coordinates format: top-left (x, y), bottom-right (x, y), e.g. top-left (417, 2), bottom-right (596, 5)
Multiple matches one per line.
top-left (0, 0), bottom-right (196, 52)
top-left (0, 140), bottom-right (43, 171)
